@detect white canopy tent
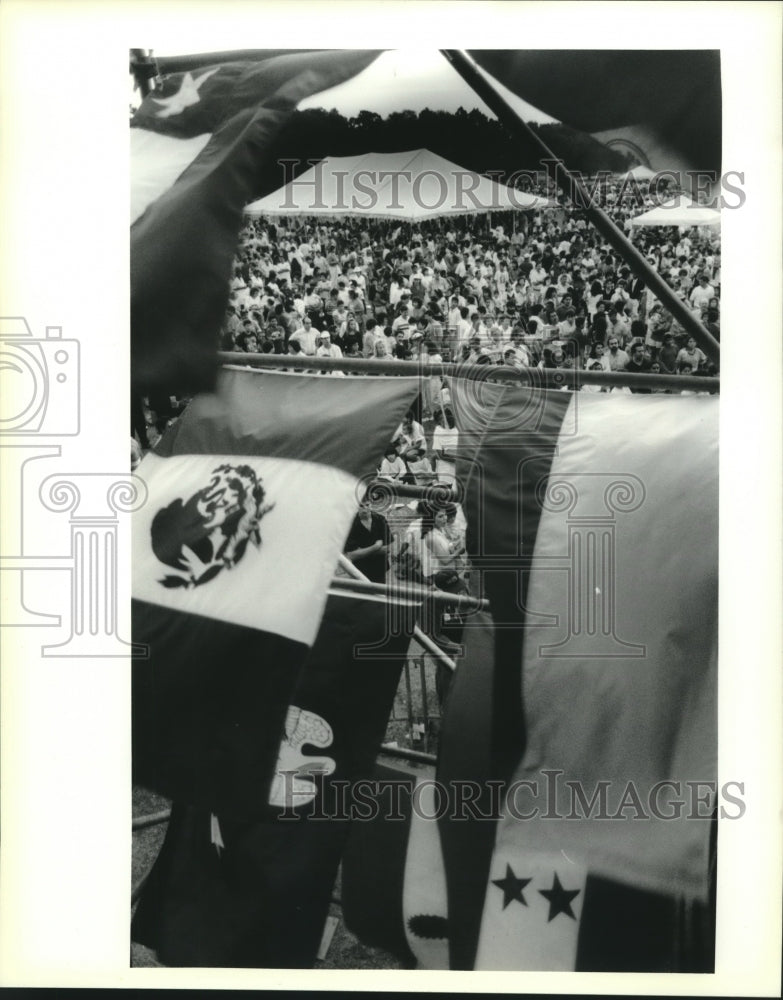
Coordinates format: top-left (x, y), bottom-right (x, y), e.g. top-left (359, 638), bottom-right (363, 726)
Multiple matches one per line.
top-left (620, 163), bottom-right (657, 180)
top-left (244, 148), bottom-right (553, 220)
top-left (630, 194), bottom-right (720, 227)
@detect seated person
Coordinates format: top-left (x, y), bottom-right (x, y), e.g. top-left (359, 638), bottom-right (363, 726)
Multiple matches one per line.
top-left (393, 412), bottom-right (426, 460)
top-left (378, 444), bottom-right (407, 481)
top-left (405, 446), bottom-right (436, 486)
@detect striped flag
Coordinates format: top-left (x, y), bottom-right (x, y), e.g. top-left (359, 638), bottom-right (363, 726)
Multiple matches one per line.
top-left (131, 50), bottom-right (380, 394)
top-left (132, 366), bottom-right (419, 821)
top-left (440, 379), bottom-right (718, 971)
top-left (344, 380), bottom-right (718, 972)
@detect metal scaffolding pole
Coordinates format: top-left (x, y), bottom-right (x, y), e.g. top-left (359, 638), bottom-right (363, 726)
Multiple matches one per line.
top-left (219, 353), bottom-right (720, 393)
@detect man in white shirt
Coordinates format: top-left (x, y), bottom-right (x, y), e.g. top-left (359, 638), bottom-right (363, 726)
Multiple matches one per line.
top-left (392, 303), bottom-right (412, 343)
top-left (289, 315), bottom-right (319, 355)
top-left (689, 274), bottom-right (716, 312)
top-left (393, 414), bottom-right (426, 458)
top-left (315, 331), bottom-right (345, 375)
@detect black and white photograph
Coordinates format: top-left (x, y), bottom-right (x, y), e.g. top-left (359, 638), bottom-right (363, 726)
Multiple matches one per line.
top-left (0, 2), bottom-right (781, 992)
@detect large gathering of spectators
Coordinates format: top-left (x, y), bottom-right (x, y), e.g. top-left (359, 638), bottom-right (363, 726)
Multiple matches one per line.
top-left (219, 177), bottom-right (720, 394)
top-left (133, 175), bottom-right (721, 679)
top-left (211, 179), bottom-right (721, 654)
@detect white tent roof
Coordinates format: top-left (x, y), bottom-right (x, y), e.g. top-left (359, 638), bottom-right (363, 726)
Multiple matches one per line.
top-left (245, 149), bottom-right (552, 219)
top-left (630, 194), bottom-right (721, 227)
top-left (620, 163), bottom-right (657, 180)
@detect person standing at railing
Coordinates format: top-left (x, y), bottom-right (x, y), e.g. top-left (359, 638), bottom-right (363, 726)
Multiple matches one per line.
top-left (344, 498), bottom-right (392, 584)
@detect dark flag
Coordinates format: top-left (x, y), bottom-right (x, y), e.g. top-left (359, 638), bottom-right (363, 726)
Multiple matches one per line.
top-left (131, 50), bottom-right (380, 394)
top-left (468, 50), bottom-right (722, 175)
top-left (132, 593), bottom-right (413, 967)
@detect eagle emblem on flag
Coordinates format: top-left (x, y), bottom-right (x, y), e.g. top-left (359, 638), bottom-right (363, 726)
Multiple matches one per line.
top-left (150, 463), bottom-right (274, 588)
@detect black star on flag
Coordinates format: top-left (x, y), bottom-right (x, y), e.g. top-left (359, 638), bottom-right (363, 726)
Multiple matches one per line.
top-left (538, 872), bottom-right (581, 922)
top-left (492, 864), bottom-right (532, 910)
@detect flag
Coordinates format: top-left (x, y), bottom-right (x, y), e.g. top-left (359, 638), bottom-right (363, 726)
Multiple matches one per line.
top-left (469, 50), bottom-right (721, 175)
top-left (132, 592), bottom-right (414, 967)
top-left (131, 50), bottom-right (380, 395)
top-left (442, 379), bottom-right (718, 970)
top-left (342, 380), bottom-right (718, 971)
top-left (340, 761), bottom-right (419, 964)
top-left (132, 366), bottom-right (419, 822)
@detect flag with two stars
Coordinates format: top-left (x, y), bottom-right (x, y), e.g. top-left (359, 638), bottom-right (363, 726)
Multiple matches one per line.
top-left (395, 379), bottom-right (718, 971)
top-left (131, 49), bottom-right (380, 395)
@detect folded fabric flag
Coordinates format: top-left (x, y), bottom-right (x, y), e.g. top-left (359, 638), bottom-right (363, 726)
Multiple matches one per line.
top-left (132, 592), bottom-right (413, 967)
top-left (132, 367), bottom-right (419, 821)
top-left (469, 50), bottom-right (721, 174)
top-left (131, 50), bottom-right (380, 394)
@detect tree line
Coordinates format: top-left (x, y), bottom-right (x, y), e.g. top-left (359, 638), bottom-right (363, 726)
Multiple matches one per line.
top-left (253, 105), bottom-right (634, 197)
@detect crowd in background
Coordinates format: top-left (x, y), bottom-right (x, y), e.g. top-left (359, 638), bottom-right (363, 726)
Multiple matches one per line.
top-left (134, 178), bottom-right (721, 645)
top-left (219, 178), bottom-right (720, 390)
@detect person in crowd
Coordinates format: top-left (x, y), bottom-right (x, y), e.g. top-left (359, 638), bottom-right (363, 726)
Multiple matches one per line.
top-left (371, 338), bottom-right (390, 361)
top-left (238, 330), bottom-right (259, 354)
top-left (606, 335), bottom-right (629, 371)
top-left (406, 445), bottom-right (437, 486)
top-left (378, 444), bottom-right (407, 481)
top-left (582, 360), bottom-right (608, 392)
top-left (315, 331), bottom-right (345, 376)
top-left (393, 412), bottom-right (426, 459)
top-left (624, 340), bottom-right (653, 392)
top-left (648, 360), bottom-right (669, 393)
top-left (658, 333), bottom-right (679, 375)
top-left (420, 507), bottom-right (467, 595)
top-left (288, 315), bottom-right (319, 355)
top-left (343, 497), bottom-right (392, 584)
top-left (676, 335), bottom-right (708, 374)
top-left (363, 320), bottom-right (385, 358)
top-left (689, 273), bottom-right (716, 312)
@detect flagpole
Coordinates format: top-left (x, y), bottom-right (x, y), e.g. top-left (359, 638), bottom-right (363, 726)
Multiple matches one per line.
top-left (331, 575), bottom-right (487, 612)
top-left (439, 49), bottom-right (721, 367)
top-left (130, 49), bottom-right (156, 98)
top-left (219, 354), bottom-right (719, 393)
top-left (337, 555), bottom-right (457, 672)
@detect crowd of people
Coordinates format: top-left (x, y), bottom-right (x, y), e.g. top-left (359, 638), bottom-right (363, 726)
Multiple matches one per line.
top-left (219, 178), bottom-right (720, 390)
top-left (133, 175), bottom-right (722, 694)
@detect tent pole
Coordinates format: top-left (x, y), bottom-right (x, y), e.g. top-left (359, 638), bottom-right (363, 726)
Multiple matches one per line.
top-left (439, 50), bottom-right (720, 366)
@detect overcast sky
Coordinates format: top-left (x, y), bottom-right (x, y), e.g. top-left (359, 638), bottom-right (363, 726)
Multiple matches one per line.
top-left (140, 49), bottom-right (556, 123)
